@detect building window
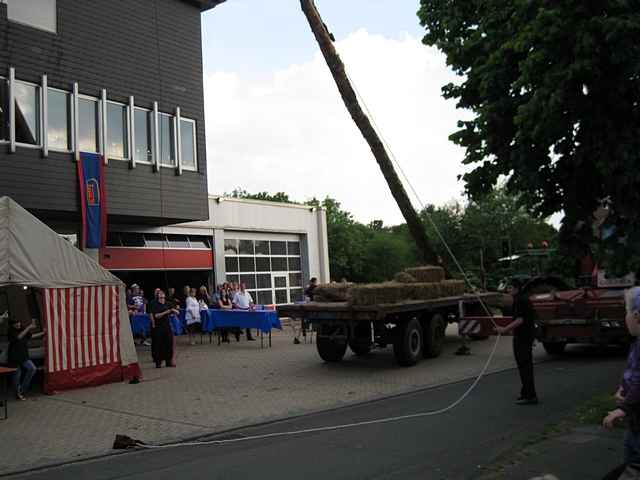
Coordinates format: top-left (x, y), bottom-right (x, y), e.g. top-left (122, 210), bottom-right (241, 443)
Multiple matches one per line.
top-left (14, 81), bottom-right (41, 146)
top-left (47, 88), bottom-right (71, 151)
top-left (0, 78), bottom-right (7, 141)
top-left (5, 0), bottom-right (57, 34)
top-left (133, 108), bottom-right (152, 163)
top-left (106, 102), bottom-right (128, 159)
top-left (78, 97), bottom-right (99, 153)
top-left (179, 119), bottom-right (196, 171)
top-left (158, 113), bottom-right (175, 167)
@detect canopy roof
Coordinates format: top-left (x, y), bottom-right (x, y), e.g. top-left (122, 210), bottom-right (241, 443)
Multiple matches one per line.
top-left (0, 197), bottom-right (123, 288)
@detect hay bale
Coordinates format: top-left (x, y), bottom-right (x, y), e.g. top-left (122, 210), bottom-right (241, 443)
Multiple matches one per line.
top-left (439, 279), bottom-right (466, 297)
top-left (406, 282), bottom-right (443, 301)
top-left (348, 282), bottom-right (407, 305)
top-left (314, 283), bottom-right (352, 302)
top-left (404, 266), bottom-right (445, 283)
top-left (393, 271), bottom-right (417, 283)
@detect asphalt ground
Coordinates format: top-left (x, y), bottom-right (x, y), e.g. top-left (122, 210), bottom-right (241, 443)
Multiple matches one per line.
top-left (7, 348), bottom-right (625, 480)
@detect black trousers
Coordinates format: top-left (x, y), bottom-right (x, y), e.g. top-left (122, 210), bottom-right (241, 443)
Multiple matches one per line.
top-left (513, 336), bottom-right (537, 399)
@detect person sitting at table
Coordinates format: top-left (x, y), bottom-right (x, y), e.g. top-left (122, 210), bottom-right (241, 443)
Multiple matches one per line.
top-left (8, 318), bottom-right (46, 400)
top-left (185, 288), bottom-right (201, 346)
top-left (233, 283), bottom-right (256, 341)
top-left (150, 290), bottom-right (179, 368)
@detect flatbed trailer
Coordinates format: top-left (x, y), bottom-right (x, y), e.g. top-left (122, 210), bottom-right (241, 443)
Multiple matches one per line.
top-left (277, 292), bottom-right (500, 366)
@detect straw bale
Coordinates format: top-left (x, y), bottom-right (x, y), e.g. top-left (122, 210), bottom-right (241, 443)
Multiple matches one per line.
top-left (313, 283), bottom-right (352, 302)
top-left (348, 282), bottom-right (406, 306)
top-left (404, 266), bottom-right (445, 283)
top-left (406, 282), bottom-right (443, 301)
top-left (393, 271), bottom-right (417, 283)
top-left (439, 280), bottom-right (466, 297)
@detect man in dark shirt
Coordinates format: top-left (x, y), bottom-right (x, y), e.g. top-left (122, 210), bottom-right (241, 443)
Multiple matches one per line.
top-left (8, 318), bottom-right (45, 400)
top-left (304, 277), bottom-right (318, 301)
top-left (495, 278), bottom-right (538, 404)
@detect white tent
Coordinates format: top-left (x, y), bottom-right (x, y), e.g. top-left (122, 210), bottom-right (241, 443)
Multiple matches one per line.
top-left (0, 196), bottom-right (140, 393)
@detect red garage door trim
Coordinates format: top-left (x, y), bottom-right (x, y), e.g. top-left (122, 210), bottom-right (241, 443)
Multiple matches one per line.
top-left (100, 247), bottom-right (213, 271)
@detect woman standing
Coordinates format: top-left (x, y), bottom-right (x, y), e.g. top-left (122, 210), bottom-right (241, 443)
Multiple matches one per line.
top-left (185, 288), bottom-right (201, 346)
top-left (197, 286), bottom-right (212, 307)
top-left (150, 290), bottom-right (179, 368)
top-left (217, 289), bottom-right (234, 342)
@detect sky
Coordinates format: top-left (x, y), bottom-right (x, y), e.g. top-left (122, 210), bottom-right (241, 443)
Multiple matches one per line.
top-left (200, 1), bottom-right (472, 226)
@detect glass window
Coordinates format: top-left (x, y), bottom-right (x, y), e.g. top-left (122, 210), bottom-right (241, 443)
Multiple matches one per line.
top-left (257, 290), bottom-right (273, 305)
top-left (119, 233), bottom-right (145, 247)
top-left (239, 240), bottom-right (254, 255)
top-left (288, 257), bottom-right (301, 271)
top-left (107, 102), bottom-right (128, 159)
top-left (47, 88), bottom-right (71, 150)
top-left (287, 241), bottom-right (301, 256)
top-left (134, 108), bottom-right (152, 163)
top-left (239, 257), bottom-right (255, 272)
top-left (188, 236), bottom-right (211, 249)
top-left (289, 273), bottom-right (302, 288)
top-left (240, 274), bottom-right (256, 289)
top-left (226, 274), bottom-right (239, 285)
top-left (270, 241), bottom-right (286, 255)
top-left (159, 113), bottom-right (175, 166)
top-left (166, 234), bottom-right (189, 248)
top-left (78, 98), bottom-right (98, 152)
top-left (256, 257), bottom-right (270, 272)
top-left (247, 290), bottom-right (257, 303)
top-left (6, 0), bottom-right (57, 33)
top-left (275, 290), bottom-right (288, 305)
top-left (144, 234), bottom-right (167, 248)
top-left (255, 240), bottom-right (269, 256)
top-left (225, 257), bottom-right (239, 273)
top-left (290, 289), bottom-right (304, 303)
top-left (0, 79), bottom-right (8, 141)
top-left (14, 81), bottom-right (40, 145)
top-left (274, 276), bottom-right (287, 288)
top-left (271, 257), bottom-right (287, 272)
top-left (106, 232), bottom-right (122, 247)
top-left (180, 119), bottom-right (196, 170)
top-left (257, 274), bottom-right (272, 289)
top-left (224, 239), bottom-right (238, 255)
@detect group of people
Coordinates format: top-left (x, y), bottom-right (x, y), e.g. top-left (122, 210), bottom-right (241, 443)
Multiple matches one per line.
top-left (125, 281), bottom-right (262, 368)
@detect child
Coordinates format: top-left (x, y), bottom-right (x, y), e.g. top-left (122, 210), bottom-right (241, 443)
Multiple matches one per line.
top-left (8, 319), bottom-right (45, 400)
top-left (603, 286), bottom-right (640, 475)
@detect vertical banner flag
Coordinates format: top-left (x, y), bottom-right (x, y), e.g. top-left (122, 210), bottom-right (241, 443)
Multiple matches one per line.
top-left (77, 153), bottom-right (107, 249)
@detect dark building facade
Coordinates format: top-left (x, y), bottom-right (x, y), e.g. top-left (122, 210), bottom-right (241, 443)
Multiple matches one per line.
top-left (0, 0), bottom-right (220, 233)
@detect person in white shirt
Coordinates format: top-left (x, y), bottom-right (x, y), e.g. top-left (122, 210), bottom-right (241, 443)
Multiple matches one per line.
top-left (185, 288), bottom-right (201, 346)
top-left (232, 283), bottom-right (255, 341)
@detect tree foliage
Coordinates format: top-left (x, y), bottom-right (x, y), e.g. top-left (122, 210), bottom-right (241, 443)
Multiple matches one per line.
top-left (418, 1), bottom-right (640, 268)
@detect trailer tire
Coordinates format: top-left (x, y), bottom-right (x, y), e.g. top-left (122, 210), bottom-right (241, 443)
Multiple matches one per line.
top-left (394, 318), bottom-right (423, 366)
top-left (317, 337), bottom-right (348, 362)
top-left (543, 341), bottom-right (567, 355)
top-left (349, 341), bottom-right (371, 356)
top-left (423, 313), bottom-right (446, 358)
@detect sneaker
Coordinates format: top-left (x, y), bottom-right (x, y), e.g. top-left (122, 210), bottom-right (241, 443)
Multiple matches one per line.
top-left (293, 338), bottom-right (301, 345)
top-left (143, 340), bottom-right (152, 346)
top-left (515, 397), bottom-right (538, 405)
top-left (16, 393), bottom-right (26, 401)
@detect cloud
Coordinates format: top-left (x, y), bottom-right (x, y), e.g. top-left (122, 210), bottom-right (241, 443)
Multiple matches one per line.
top-left (204, 29), bottom-right (470, 226)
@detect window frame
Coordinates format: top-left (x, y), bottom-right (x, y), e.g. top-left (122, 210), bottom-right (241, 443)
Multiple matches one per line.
top-left (0, 76), bottom-right (8, 144)
top-left (105, 99), bottom-right (130, 162)
top-left (45, 84), bottom-right (74, 154)
top-left (157, 111), bottom-right (177, 169)
top-left (13, 78), bottom-right (43, 150)
top-left (132, 105), bottom-right (154, 165)
top-left (5, 0), bottom-right (58, 34)
top-left (179, 117), bottom-right (198, 172)
top-left (76, 93), bottom-right (101, 155)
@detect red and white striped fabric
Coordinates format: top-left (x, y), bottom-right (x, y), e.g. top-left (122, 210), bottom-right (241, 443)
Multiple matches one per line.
top-left (43, 286), bottom-right (122, 393)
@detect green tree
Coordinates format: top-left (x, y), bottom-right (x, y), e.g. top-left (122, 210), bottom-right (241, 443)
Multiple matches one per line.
top-left (226, 189), bottom-right (297, 204)
top-left (418, 2), bottom-right (640, 261)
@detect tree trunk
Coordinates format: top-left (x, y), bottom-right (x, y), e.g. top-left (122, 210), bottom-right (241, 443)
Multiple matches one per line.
top-left (300, 0), bottom-right (439, 266)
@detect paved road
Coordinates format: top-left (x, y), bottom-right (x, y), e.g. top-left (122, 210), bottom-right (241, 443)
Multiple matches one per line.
top-left (8, 350), bottom-right (625, 480)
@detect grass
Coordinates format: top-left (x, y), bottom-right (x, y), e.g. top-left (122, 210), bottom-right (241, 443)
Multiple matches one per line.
top-left (575, 393), bottom-right (621, 427)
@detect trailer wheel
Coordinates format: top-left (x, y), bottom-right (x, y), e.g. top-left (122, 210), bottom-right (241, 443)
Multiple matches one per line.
top-left (543, 341), bottom-right (567, 355)
top-left (349, 341), bottom-right (371, 356)
top-left (317, 337), bottom-right (348, 362)
top-left (394, 318), bottom-right (423, 366)
top-left (423, 313), bottom-right (446, 358)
